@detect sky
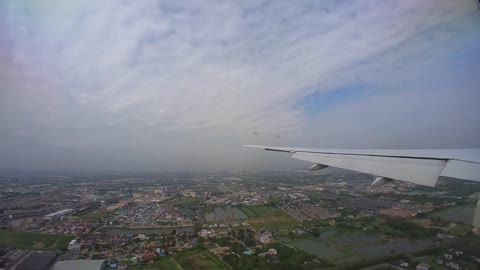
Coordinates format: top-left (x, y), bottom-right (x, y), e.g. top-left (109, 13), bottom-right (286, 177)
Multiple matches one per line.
top-left (0, 0), bottom-right (479, 172)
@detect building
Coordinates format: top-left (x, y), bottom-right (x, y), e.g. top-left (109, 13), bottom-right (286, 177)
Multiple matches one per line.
top-left (68, 239), bottom-right (77, 250)
top-left (16, 251), bottom-right (58, 270)
top-left (199, 229), bottom-right (209, 238)
top-left (267, 248), bottom-right (277, 256)
top-left (255, 231), bottom-right (272, 244)
top-left (416, 263), bottom-right (430, 270)
top-left (53, 260), bottom-right (106, 270)
top-left (44, 209), bottom-right (73, 220)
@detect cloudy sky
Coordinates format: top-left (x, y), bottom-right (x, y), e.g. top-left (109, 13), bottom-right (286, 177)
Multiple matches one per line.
top-left (1, 0), bottom-right (479, 172)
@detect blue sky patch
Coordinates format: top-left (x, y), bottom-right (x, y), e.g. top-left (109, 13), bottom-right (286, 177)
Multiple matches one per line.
top-left (297, 85), bottom-right (367, 115)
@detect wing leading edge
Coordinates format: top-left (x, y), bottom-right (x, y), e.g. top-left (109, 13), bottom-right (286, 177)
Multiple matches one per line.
top-left (244, 145), bottom-right (480, 187)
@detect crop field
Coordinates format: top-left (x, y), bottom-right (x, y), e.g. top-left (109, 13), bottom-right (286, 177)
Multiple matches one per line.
top-left (175, 249), bottom-right (228, 270)
top-left (0, 231), bottom-right (74, 251)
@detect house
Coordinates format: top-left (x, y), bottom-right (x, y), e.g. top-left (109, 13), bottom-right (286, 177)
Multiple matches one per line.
top-left (434, 256), bottom-right (444, 265)
top-left (143, 253), bottom-right (155, 260)
top-left (255, 231), bottom-right (273, 244)
top-left (397, 260), bottom-right (409, 268)
top-left (416, 263), bottom-right (430, 270)
top-left (445, 261), bottom-right (462, 270)
top-left (267, 248), bottom-right (277, 256)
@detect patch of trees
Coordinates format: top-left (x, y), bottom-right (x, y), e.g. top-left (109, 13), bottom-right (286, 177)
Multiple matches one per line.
top-left (384, 219), bottom-right (438, 238)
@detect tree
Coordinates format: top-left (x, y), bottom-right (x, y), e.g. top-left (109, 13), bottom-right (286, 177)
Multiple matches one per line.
top-left (289, 231), bottom-right (295, 240)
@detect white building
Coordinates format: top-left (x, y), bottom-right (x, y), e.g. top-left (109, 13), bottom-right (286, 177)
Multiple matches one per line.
top-left (44, 209), bottom-right (73, 220)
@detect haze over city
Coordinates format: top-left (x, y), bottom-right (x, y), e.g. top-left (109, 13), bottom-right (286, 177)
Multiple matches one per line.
top-left (1, 0), bottom-right (479, 172)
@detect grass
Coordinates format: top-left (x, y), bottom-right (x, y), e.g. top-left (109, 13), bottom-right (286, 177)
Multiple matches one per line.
top-left (240, 206), bottom-right (297, 232)
top-left (76, 211), bottom-right (114, 221)
top-left (449, 224), bottom-right (473, 236)
top-left (174, 197), bottom-right (202, 207)
top-left (175, 249), bottom-right (229, 270)
top-left (410, 218), bottom-right (434, 229)
top-left (0, 231), bottom-right (74, 251)
top-left (305, 191), bottom-right (323, 201)
top-left (240, 206), bottom-right (289, 218)
top-left (95, 226), bottom-right (114, 233)
top-left (131, 257), bottom-right (180, 270)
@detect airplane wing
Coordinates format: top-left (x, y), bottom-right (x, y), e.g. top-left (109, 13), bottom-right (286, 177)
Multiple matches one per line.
top-left (244, 145), bottom-right (480, 187)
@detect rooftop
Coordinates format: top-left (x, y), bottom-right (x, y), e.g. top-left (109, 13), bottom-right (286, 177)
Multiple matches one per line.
top-left (53, 260), bottom-right (105, 270)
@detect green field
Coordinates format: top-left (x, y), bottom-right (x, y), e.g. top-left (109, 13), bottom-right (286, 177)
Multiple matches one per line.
top-left (131, 257), bottom-right (180, 270)
top-left (0, 231), bottom-right (74, 251)
top-left (305, 191), bottom-right (323, 201)
top-left (175, 249), bottom-right (229, 270)
top-left (174, 197), bottom-right (202, 207)
top-left (240, 206), bottom-right (288, 218)
top-left (240, 206), bottom-right (296, 232)
top-left (76, 211), bottom-right (114, 221)
top-left (131, 250), bottom-right (228, 270)
top-left (448, 224), bottom-right (473, 236)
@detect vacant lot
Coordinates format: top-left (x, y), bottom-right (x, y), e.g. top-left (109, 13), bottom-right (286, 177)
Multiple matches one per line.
top-left (76, 210), bottom-right (114, 221)
top-left (240, 206), bottom-right (297, 231)
top-left (175, 249), bottom-right (228, 270)
top-left (240, 206), bottom-right (289, 218)
top-left (205, 207), bottom-right (247, 222)
top-left (175, 197), bottom-right (201, 207)
top-left (131, 257), bottom-right (179, 270)
top-left (0, 231), bottom-right (74, 251)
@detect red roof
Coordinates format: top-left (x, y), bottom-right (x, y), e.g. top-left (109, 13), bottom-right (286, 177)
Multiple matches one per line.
top-left (143, 253), bottom-right (155, 260)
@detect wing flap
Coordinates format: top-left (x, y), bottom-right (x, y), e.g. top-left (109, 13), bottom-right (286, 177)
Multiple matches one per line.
top-left (292, 152), bottom-right (446, 187)
top-left (440, 160), bottom-right (480, 182)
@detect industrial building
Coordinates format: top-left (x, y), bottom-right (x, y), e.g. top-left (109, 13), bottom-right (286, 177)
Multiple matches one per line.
top-left (16, 251), bottom-right (58, 270)
top-left (53, 260), bottom-right (106, 270)
top-left (44, 209), bottom-right (73, 220)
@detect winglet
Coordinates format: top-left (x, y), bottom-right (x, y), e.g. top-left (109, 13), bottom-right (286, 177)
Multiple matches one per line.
top-left (474, 199), bottom-right (480, 228)
top-left (243, 145), bottom-right (267, 149)
top-left (243, 145), bottom-right (295, 153)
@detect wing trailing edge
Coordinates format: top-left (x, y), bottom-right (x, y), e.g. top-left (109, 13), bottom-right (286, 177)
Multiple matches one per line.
top-left (244, 145), bottom-right (480, 186)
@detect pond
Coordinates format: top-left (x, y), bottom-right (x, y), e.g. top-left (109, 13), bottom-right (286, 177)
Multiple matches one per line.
top-left (430, 206), bottom-right (475, 225)
top-left (352, 239), bottom-right (427, 258)
top-left (337, 234), bottom-right (382, 245)
top-left (317, 230), bottom-right (382, 245)
top-left (318, 230), bottom-right (338, 241)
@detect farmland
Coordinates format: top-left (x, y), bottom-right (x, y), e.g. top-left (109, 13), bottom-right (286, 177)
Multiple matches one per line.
top-left (0, 231), bottom-right (74, 251)
top-left (175, 249), bottom-right (229, 270)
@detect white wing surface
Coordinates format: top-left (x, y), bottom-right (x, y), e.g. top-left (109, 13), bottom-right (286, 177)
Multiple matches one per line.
top-left (244, 145), bottom-right (480, 187)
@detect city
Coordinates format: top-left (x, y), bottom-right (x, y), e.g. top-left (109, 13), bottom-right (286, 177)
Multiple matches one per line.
top-left (1, 0), bottom-right (480, 270)
top-left (1, 169), bottom-right (479, 270)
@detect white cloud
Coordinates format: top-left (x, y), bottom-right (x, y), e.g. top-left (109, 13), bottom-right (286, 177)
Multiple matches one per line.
top-left (0, 0), bottom-right (479, 171)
